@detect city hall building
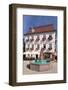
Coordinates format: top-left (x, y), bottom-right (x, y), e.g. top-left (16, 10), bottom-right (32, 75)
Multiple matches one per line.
top-left (23, 24), bottom-right (56, 60)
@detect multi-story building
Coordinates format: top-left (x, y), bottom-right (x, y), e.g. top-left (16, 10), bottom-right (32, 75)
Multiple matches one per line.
top-left (23, 24), bottom-right (56, 60)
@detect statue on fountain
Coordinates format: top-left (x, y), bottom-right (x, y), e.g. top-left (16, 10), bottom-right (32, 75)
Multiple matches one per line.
top-left (39, 48), bottom-right (44, 60)
top-left (35, 48), bottom-right (44, 63)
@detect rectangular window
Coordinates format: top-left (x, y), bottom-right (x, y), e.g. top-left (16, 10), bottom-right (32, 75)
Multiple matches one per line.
top-left (36, 44), bottom-right (39, 50)
top-left (36, 36), bottom-right (39, 42)
top-left (48, 43), bottom-right (52, 50)
top-left (26, 44), bottom-right (29, 51)
top-left (42, 35), bottom-right (46, 41)
top-left (43, 44), bottom-right (46, 49)
top-left (30, 44), bottom-right (34, 51)
top-left (30, 36), bottom-right (34, 42)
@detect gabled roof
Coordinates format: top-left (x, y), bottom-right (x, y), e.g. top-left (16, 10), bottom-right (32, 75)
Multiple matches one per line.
top-left (24, 24), bottom-right (56, 35)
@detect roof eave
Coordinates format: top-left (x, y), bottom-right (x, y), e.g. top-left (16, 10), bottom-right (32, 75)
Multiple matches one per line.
top-left (24, 30), bottom-right (56, 36)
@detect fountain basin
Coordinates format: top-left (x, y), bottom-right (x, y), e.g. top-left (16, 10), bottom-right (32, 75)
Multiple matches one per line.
top-left (30, 59), bottom-right (50, 71)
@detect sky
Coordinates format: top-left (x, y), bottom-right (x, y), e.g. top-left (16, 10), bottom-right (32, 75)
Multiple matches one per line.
top-left (23, 15), bottom-right (57, 34)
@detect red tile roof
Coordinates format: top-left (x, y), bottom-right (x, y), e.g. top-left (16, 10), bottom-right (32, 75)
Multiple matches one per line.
top-left (24, 24), bottom-right (55, 35)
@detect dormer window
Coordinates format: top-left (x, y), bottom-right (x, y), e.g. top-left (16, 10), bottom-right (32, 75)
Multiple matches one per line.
top-left (32, 28), bottom-right (35, 32)
top-left (48, 35), bottom-right (53, 41)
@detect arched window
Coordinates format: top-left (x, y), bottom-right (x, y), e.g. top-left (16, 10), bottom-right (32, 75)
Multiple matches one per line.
top-left (48, 35), bottom-right (53, 41)
top-left (42, 35), bottom-right (46, 41)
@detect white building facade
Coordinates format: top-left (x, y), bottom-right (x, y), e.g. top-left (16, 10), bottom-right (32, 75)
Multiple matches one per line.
top-left (23, 25), bottom-right (56, 59)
